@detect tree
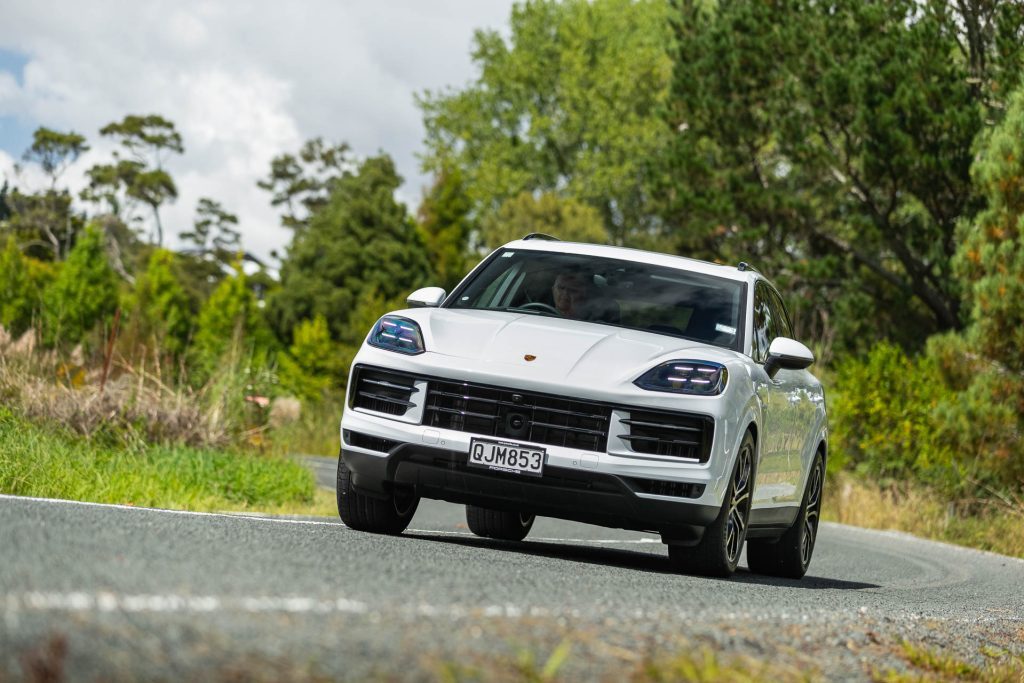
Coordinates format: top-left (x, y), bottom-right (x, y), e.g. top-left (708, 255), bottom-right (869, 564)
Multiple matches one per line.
top-left (277, 315), bottom-right (341, 402)
top-left (0, 237), bottom-right (35, 336)
top-left (416, 165), bottom-right (473, 290)
top-left (418, 0), bottom-right (673, 243)
top-left (22, 127), bottom-right (89, 189)
top-left (660, 0), bottom-right (1024, 352)
top-left (928, 85), bottom-right (1024, 491)
top-left (0, 181), bottom-right (11, 222)
top-left (95, 114), bottom-right (185, 246)
top-left (10, 127), bottom-right (91, 260)
top-left (258, 138), bottom-right (352, 231)
top-left (192, 264), bottom-right (275, 379)
top-left (181, 198), bottom-right (241, 254)
top-left (0, 187), bottom-right (84, 261)
top-left (41, 225), bottom-right (119, 346)
top-left (124, 248), bottom-right (195, 357)
top-left (268, 154), bottom-right (430, 344)
top-left (481, 192), bottom-right (607, 250)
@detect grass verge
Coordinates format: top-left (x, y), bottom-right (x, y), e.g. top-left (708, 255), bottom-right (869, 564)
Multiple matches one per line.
top-left (823, 472), bottom-right (1024, 560)
top-left (434, 643), bottom-right (815, 683)
top-left (874, 641), bottom-right (1024, 682)
top-left (0, 406), bottom-right (331, 515)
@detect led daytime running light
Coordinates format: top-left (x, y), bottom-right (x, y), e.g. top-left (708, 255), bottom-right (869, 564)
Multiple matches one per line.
top-left (368, 315), bottom-right (425, 355)
top-left (635, 360), bottom-right (728, 396)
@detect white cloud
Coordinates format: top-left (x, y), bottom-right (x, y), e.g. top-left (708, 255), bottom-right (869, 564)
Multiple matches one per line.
top-left (0, 0), bottom-right (513, 260)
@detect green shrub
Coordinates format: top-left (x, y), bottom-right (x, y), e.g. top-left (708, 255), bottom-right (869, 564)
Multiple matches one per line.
top-left (123, 248), bottom-right (195, 357)
top-left (0, 237), bottom-right (35, 336)
top-left (829, 342), bottom-right (959, 489)
top-left (40, 225), bottom-right (119, 346)
top-left (192, 264), bottom-right (276, 382)
top-left (277, 314), bottom-right (341, 403)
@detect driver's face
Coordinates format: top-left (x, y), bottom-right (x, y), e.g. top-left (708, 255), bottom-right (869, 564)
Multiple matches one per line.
top-left (553, 274), bottom-right (587, 317)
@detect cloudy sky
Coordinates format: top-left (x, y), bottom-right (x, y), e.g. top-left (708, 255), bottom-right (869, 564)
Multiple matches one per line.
top-left (0, 1), bottom-right (513, 260)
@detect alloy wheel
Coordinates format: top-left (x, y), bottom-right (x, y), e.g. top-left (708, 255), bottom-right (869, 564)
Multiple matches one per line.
top-left (724, 443), bottom-right (753, 565)
top-left (801, 461), bottom-right (823, 567)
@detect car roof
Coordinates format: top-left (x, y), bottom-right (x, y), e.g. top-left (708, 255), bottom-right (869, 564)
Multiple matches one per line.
top-left (500, 239), bottom-right (760, 285)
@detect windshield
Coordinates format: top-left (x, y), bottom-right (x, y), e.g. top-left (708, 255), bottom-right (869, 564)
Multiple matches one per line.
top-left (448, 249), bottom-right (746, 351)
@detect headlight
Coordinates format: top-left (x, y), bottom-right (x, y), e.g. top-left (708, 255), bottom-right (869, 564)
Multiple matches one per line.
top-left (634, 360), bottom-right (728, 396)
top-left (368, 315), bottom-right (425, 355)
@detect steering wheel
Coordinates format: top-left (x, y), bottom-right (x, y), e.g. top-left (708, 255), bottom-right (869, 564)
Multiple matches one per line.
top-left (516, 302), bottom-right (561, 315)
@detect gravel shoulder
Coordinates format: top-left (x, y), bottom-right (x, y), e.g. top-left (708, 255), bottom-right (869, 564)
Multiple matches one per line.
top-left (2, 484), bottom-right (1023, 681)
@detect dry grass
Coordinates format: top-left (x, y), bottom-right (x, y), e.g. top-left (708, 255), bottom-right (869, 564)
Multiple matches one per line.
top-left (824, 472), bottom-right (1024, 559)
top-left (0, 330), bottom-right (265, 450)
top-left (433, 643), bottom-right (816, 683)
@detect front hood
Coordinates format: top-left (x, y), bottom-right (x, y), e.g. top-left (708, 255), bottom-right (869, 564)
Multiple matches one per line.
top-left (397, 308), bottom-right (740, 386)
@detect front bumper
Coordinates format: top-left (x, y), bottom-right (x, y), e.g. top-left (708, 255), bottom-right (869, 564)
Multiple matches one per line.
top-left (342, 444), bottom-right (720, 541)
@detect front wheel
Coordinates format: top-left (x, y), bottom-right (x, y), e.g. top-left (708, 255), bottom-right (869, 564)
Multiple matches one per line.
top-left (668, 430), bottom-right (755, 578)
top-left (337, 457), bottom-right (418, 535)
top-left (747, 452), bottom-right (824, 579)
top-left (465, 505), bottom-right (535, 541)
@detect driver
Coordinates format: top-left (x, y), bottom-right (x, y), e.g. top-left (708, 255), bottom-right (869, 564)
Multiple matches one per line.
top-left (552, 271), bottom-right (590, 318)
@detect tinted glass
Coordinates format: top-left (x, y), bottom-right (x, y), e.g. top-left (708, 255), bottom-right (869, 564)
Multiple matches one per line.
top-left (449, 249), bottom-right (746, 351)
top-left (766, 287), bottom-right (792, 340)
top-left (752, 283), bottom-right (775, 363)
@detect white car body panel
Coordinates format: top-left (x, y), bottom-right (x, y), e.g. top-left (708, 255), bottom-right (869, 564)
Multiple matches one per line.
top-left (340, 240), bottom-right (828, 536)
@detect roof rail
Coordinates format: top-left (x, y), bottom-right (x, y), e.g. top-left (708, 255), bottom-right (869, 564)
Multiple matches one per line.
top-left (737, 261), bottom-right (762, 274)
top-left (522, 233), bottom-right (560, 241)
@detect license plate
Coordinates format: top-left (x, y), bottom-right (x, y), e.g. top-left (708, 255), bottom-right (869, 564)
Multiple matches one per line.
top-left (468, 438), bottom-right (545, 477)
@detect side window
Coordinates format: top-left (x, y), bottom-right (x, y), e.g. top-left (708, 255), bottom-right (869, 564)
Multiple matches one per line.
top-left (766, 287), bottom-right (793, 340)
top-left (752, 283), bottom-right (775, 363)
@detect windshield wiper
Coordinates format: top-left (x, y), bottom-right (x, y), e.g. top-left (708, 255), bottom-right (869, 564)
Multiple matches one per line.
top-left (500, 306), bottom-right (559, 318)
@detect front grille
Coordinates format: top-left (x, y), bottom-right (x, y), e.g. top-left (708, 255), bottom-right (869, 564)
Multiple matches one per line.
top-left (424, 378), bottom-right (612, 452)
top-left (627, 477), bottom-right (706, 499)
top-left (619, 410), bottom-right (714, 462)
top-left (351, 367), bottom-right (418, 417)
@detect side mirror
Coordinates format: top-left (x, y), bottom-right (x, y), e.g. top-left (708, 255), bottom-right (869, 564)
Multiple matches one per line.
top-left (407, 286), bottom-right (446, 308)
top-left (764, 337), bottom-right (815, 378)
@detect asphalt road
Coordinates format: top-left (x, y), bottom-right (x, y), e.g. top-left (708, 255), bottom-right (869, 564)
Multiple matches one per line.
top-left (2, 461), bottom-right (1023, 681)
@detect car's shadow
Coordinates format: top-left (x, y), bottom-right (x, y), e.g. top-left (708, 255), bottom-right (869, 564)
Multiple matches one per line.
top-left (404, 531), bottom-right (879, 590)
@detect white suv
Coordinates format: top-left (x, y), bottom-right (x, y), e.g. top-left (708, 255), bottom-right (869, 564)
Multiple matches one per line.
top-left (337, 236), bottom-right (828, 578)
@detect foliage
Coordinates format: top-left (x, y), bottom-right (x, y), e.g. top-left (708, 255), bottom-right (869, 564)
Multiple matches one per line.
top-left (268, 154), bottom-right (430, 344)
top-left (123, 248), bottom-right (195, 358)
top-left (829, 343), bottom-right (959, 488)
top-left (90, 114), bottom-right (185, 246)
top-left (661, 0), bottom-right (1024, 353)
top-left (258, 137), bottom-right (352, 232)
top-left (0, 237), bottom-right (35, 336)
top-left (481, 191), bottom-right (608, 249)
top-left (0, 187), bottom-right (84, 261)
top-left (22, 127), bottom-right (89, 188)
top-left (929, 84), bottom-right (1024, 491)
top-left (417, 164), bottom-right (473, 290)
top-left (40, 225), bottom-right (119, 346)
top-left (192, 264), bottom-right (275, 381)
top-left (418, 0), bottom-right (673, 242)
top-left (177, 197), bottom-right (243, 289)
top-left (181, 197), bottom-right (241, 254)
top-left (277, 315), bottom-right (341, 403)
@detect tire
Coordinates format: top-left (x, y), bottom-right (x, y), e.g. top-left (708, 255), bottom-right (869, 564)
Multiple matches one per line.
top-left (747, 451), bottom-right (824, 579)
top-left (336, 457), bottom-right (418, 535)
top-left (465, 505), bottom-right (535, 541)
top-left (668, 430), bottom-right (755, 578)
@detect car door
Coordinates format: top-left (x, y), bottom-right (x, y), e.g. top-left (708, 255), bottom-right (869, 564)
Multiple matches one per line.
top-left (763, 285), bottom-right (810, 503)
top-left (751, 282), bottom-right (802, 505)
